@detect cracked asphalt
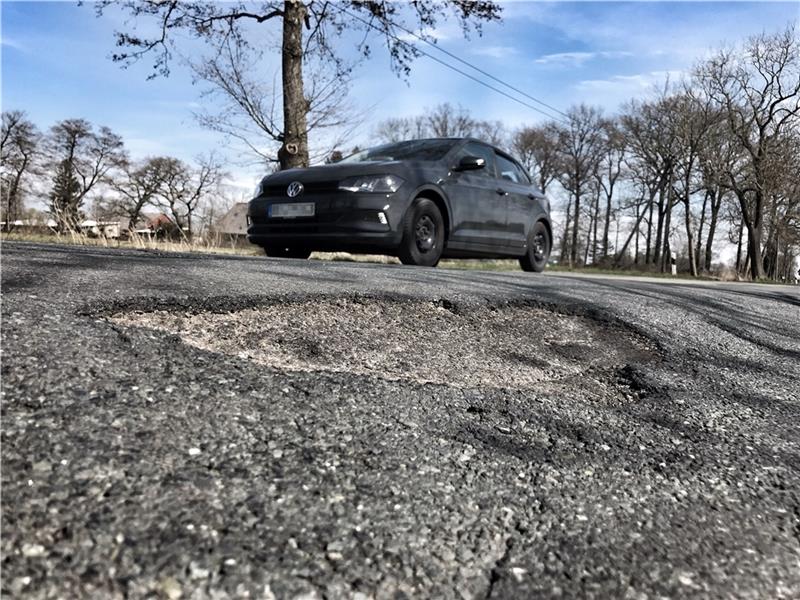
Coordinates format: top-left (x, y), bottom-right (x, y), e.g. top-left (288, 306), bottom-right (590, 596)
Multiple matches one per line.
top-left (2, 241), bottom-right (799, 599)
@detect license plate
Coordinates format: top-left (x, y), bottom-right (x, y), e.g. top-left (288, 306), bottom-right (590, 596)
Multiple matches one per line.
top-left (269, 202), bottom-right (315, 218)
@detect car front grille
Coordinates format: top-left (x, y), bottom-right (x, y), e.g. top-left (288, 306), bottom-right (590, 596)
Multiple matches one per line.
top-left (262, 181), bottom-right (339, 197)
top-left (250, 212), bottom-right (339, 226)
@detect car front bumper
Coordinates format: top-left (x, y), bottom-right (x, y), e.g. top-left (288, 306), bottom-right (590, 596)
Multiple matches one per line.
top-left (247, 192), bottom-right (406, 252)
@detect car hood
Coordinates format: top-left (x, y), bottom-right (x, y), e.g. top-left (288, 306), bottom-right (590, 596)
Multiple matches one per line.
top-left (261, 161), bottom-right (430, 185)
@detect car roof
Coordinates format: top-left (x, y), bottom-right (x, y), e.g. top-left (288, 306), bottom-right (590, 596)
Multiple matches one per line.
top-left (385, 137), bottom-right (509, 155)
top-left (372, 137), bottom-right (542, 193)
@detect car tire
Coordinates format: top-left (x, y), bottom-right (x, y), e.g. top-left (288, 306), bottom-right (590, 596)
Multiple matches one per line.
top-left (398, 198), bottom-right (445, 267)
top-left (263, 246), bottom-right (312, 259)
top-left (519, 221), bottom-right (550, 272)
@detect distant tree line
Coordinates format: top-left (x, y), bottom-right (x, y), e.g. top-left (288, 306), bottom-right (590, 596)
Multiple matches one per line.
top-left (1, 114), bottom-right (226, 239)
top-left (371, 27), bottom-right (799, 281)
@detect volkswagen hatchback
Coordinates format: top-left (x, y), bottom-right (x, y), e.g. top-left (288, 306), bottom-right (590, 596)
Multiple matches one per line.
top-left (247, 138), bottom-right (552, 271)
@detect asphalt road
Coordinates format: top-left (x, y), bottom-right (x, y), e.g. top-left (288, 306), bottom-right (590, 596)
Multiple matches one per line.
top-left (2, 241), bottom-right (799, 599)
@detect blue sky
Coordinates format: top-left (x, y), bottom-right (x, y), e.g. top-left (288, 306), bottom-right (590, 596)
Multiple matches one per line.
top-left (2, 1), bottom-right (799, 194)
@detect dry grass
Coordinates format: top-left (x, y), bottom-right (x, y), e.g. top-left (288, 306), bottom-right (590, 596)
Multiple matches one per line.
top-left (0, 231), bottom-right (518, 270)
top-left (2, 231), bottom-right (761, 281)
top-left (1, 231), bottom-right (262, 257)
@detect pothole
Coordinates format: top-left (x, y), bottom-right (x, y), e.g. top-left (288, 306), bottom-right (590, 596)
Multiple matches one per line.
top-left (109, 299), bottom-right (657, 400)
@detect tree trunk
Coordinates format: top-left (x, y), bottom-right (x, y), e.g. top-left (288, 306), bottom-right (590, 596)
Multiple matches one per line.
top-left (560, 196), bottom-right (573, 264)
top-left (704, 188), bottom-right (722, 271)
top-left (765, 195), bottom-right (781, 281)
top-left (695, 191), bottom-right (709, 271)
top-left (645, 195), bottom-right (654, 264)
top-left (584, 217), bottom-right (591, 266)
top-left (738, 190), bottom-right (765, 280)
top-left (661, 187), bottom-right (673, 273)
top-left (4, 175), bottom-right (21, 231)
top-left (735, 217), bottom-right (744, 274)
top-left (683, 197), bottom-right (697, 277)
top-left (570, 180), bottom-right (580, 267)
top-left (744, 243), bottom-right (751, 277)
top-left (654, 182), bottom-right (665, 266)
top-left (127, 196), bottom-right (150, 233)
top-left (601, 192), bottom-right (612, 258)
top-left (615, 201), bottom-right (650, 265)
top-left (634, 202), bottom-right (640, 264)
top-left (592, 191), bottom-right (601, 264)
top-left (5, 151), bottom-right (31, 231)
top-left (772, 233), bottom-right (781, 281)
top-left (279, 0), bottom-right (309, 170)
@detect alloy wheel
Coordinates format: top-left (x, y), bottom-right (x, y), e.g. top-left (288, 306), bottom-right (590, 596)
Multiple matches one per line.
top-left (415, 215), bottom-right (436, 252)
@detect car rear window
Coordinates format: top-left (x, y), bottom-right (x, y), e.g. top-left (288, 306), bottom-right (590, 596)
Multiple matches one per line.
top-left (341, 140), bottom-right (456, 163)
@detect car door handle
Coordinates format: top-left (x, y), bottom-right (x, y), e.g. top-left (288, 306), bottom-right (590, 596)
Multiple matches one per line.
top-left (496, 188), bottom-right (508, 196)
top-left (527, 193), bottom-right (536, 199)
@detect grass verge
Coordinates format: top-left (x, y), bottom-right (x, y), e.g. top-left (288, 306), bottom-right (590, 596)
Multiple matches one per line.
top-left (2, 231), bottom-right (764, 282)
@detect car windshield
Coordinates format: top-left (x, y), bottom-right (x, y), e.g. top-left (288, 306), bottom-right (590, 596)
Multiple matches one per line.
top-left (341, 140), bottom-right (455, 163)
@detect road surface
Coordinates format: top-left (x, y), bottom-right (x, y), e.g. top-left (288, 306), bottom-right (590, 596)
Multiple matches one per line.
top-left (2, 242), bottom-right (799, 599)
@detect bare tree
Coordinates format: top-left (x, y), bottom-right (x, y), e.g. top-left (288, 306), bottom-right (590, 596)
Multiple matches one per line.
top-left (106, 157), bottom-right (174, 230)
top-left (695, 118), bottom-right (739, 271)
top-left (761, 128), bottom-right (800, 280)
top-left (1, 111), bottom-right (40, 230)
top-left (511, 123), bottom-right (560, 193)
top-left (474, 119), bottom-right (507, 148)
top-left (193, 38), bottom-right (355, 166)
top-left (695, 26), bottom-right (800, 279)
top-left (153, 155), bottom-right (226, 239)
top-left (619, 94), bottom-right (678, 269)
top-left (669, 88), bottom-right (718, 277)
top-left (425, 103), bottom-right (476, 138)
top-left (594, 118), bottom-right (626, 259)
top-left (96, 1), bottom-right (502, 170)
top-left (554, 104), bottom-right (606, 266)
top-left (47, 119), bottom-right (127, 231)
top-left (374, 116), bottom-right (428, 143)
top-left (373, 103), bottom-right (507, 148)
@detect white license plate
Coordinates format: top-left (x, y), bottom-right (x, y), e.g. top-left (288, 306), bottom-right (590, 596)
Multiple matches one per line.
top-left (269, 202), bottom-right (315, 218)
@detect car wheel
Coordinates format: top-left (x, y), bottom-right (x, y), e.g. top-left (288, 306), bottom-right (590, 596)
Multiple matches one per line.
top-left (398, 198), bottom-right (445, 267)
top-left (263, 246), bottom-right (312, 259)
top-left (519, 221), bottom-right (551, 272)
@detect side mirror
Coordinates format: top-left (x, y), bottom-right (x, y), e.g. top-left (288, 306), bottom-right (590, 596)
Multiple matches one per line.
top-left (455, 155), bottom-right (486, 171)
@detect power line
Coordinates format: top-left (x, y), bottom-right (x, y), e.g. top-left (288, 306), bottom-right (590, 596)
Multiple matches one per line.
top-left (352, 7), bottom-right (570, 120)
top-left (333, 5), bottom-right (570, 124)
top-left (407, 46), bottom-right (569, 124)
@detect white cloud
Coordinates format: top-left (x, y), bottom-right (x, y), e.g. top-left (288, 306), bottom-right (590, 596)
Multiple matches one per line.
top-left (536, 51), bottom-right (595, 66)
top-left (471, 46), bottom-right (519, 59)
top-left (397, 27), bottom-right (449, 43)
top-left (600, 51), bottom-right (634, 60)
top-left (1, 37), bottom-right (26, 52)
top-left (576, 70), bottom-right (685, 94)
top-left (155, 100), bottom-right (203, 110)
top-left (535, 50), bottom-right (633, 67)
top-left (225, 171), bottom-right (262, 197)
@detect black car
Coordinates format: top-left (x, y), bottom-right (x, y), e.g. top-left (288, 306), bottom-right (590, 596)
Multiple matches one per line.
top-left (247, 138), bottom-right (552, 271)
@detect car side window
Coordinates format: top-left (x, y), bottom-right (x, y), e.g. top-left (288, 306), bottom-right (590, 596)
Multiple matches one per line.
top-left (495, 153), bottom-right (529, 184)
top-left (456, 142), bottom-right (496, 178)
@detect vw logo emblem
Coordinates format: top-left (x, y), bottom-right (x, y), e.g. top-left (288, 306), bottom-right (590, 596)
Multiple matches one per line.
top-left (287, 181), bottom-right (304, 198)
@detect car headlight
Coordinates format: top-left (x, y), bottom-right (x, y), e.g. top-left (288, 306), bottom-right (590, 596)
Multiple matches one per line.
top-left (339, 175), bottom-right (404, 193)
top-left (253, 181), bottom-right (265, 199)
